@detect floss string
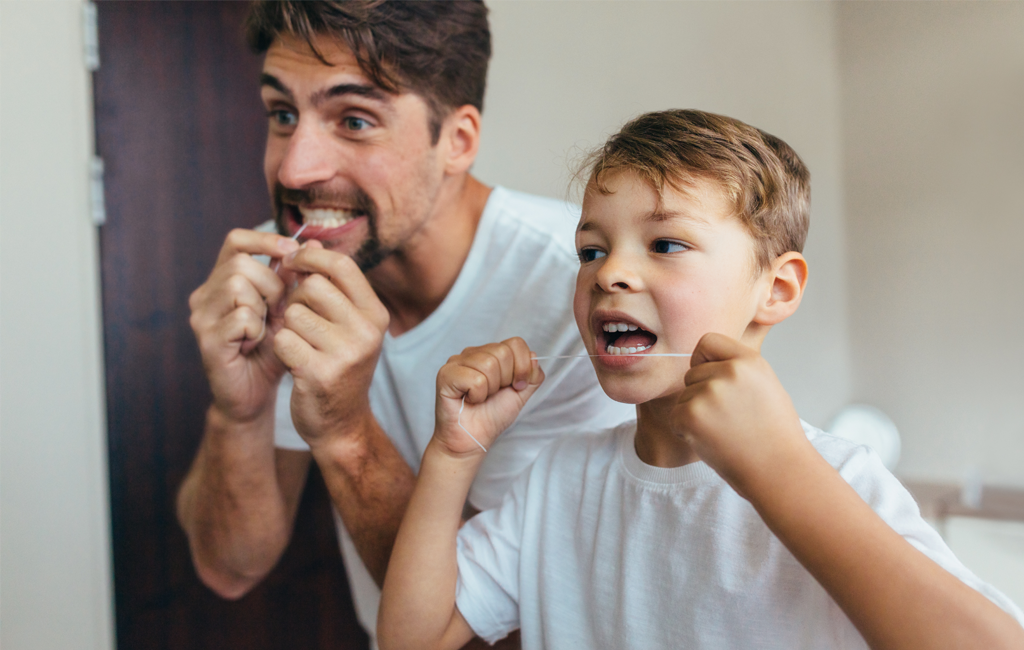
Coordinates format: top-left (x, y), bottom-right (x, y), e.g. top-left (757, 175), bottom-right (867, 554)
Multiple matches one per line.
top-left (455, 352), bottom-right (692, 452)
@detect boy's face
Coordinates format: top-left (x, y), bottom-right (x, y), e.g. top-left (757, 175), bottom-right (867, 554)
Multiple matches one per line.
top-left (574, 170), bottom-right (770, 404)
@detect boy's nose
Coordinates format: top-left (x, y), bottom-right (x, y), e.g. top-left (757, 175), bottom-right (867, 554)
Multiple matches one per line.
top-left (595, 253), bottom-right (642, 293)
top-left (276, 121), bottom-right (338, 189)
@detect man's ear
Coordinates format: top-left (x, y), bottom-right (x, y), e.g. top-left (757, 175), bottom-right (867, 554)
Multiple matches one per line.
top-left (754, 251), bottom-right (808, 326)
top-left (439, 104), bottom-right (481, 176)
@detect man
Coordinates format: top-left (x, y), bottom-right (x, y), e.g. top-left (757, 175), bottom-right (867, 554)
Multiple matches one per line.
top-left (177, 1), bottom-right (631, 646)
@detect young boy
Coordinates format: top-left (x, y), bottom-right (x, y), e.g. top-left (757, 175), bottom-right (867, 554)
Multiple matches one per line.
top-left (378, 110), bottom-right (1024, 649)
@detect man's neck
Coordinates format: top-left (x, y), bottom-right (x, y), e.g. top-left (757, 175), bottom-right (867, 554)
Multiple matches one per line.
top-left (367, 175), bottom-right (492, 337)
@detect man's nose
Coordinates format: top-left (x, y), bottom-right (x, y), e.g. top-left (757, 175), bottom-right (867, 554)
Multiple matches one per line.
top-left (595, 251), bottom-right (642, 293)
top-left (276, 121), bottom-right (337, 189)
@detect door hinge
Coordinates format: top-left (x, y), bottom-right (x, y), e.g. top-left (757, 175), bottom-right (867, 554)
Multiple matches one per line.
top-left (89, 156), bottom-right (107, 226)
top-left (83, 2), bottom-right (99, 72)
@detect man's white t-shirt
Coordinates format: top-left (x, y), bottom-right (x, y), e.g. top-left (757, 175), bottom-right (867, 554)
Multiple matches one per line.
top-left (272, 187), bottom-right (635, 640)
top-left (455, 421), bottom-right (1024, 649)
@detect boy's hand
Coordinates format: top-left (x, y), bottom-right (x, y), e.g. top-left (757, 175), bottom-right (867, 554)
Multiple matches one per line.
top-left (672, 333), bottom-right (813, 499)
top-left (434, 338), bottom-right (545, 457)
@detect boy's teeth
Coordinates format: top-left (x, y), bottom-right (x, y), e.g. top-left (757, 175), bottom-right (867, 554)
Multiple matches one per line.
top-left (607, 345), bottom-right (651, 355)
top-left (603, 322), bottom-right (639, 333)
top-left (298, 207), bottom-right (355, 229)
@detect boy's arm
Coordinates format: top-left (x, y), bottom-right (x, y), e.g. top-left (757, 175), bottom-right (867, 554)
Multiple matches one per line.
top-left (676, 333), bottom-right (1024, 650)
top-left (378, 338), bottom-right (544, 650)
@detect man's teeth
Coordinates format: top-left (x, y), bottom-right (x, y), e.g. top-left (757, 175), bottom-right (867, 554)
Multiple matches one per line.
top-left (298, 207), bottom-right (355, 229)
top-left (607, 344), bottom-right (651, 355)
top-left (602, 322), bottom-right (639, 333)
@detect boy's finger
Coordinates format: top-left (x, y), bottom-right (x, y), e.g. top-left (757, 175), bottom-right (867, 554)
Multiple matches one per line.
top-left (689, 332), bottom-right (748, 367)
top-left (683, 359), bottom-right (731, 388)
top-left (438, 364), bottom-right (490, 404)
top-left (502, 337), bottom-right (534, 390)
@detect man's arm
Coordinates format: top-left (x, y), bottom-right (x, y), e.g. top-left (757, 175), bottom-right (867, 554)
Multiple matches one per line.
top-left (177, 417), bottom-right (310, 598)
top-left (675, 333), bottom-right (1024, 649)
top-left (177, 228), bottom-right (306, 598)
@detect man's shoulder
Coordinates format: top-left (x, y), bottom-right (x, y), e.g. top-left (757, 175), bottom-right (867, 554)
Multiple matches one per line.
top-left (485, 186), bottom-right (580, 255)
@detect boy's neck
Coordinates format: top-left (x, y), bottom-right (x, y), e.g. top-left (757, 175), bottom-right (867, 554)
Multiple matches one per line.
top-left (634, 397), bottom-right (701, 468)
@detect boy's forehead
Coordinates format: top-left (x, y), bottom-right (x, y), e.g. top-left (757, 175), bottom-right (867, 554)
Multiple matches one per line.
top-left (579, 170), bottom-right (734, 229)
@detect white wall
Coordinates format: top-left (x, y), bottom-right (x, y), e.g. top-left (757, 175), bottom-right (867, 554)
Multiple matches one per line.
top-left (839, 2), bottom-right (1024, 488)
top-left (476, 0), bottom-right (852, 428)
top-left (0, 2), bottom-right (116, 649)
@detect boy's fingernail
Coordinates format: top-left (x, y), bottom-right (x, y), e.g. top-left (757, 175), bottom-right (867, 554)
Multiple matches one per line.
top-left (513, 380), bottom-right (528, 391)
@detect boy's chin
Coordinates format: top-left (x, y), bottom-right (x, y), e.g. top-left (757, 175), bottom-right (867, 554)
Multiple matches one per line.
top-left (597, 378), bottom-right (670, 406)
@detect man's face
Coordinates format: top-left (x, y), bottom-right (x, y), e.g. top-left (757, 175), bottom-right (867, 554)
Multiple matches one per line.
top-left (573, 170), bottom-right (769, 404)
top-left (260, 35), bottom-right (446, 270)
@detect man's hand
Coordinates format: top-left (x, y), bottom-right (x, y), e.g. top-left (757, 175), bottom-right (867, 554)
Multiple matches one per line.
top-left (275, 243), bottom-right (391, 449)
top-left (672, 332), bottom-right (812, 499)
top-left (188, 228), bottom-right (300, 423)
top-left (434, 338), bottom-right (545, 457)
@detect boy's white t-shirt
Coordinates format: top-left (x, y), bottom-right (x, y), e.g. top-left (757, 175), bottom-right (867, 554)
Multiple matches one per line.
top-left (271, 187), bottom-right (635, 640)
top-left (455, 421), bottom-right (1024, 649)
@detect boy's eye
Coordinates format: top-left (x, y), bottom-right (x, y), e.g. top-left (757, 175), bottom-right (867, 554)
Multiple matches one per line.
top-left (578, 248), bottom-right (606, 263)
top-left (343, 116), bottom-right (371, 131)
top-left (652, 240), bottom-right (688, 254)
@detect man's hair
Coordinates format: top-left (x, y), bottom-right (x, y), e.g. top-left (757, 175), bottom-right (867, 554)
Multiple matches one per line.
top-left (246, 0), bottom-right (491, 143)
top-left (582, 109), bottom-right (810, 272)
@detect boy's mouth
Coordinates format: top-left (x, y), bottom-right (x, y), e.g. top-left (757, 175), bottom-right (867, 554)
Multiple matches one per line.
top-left (599, 319), bottom-right (658, 355)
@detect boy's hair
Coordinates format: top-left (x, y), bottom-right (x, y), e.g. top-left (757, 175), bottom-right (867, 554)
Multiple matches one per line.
top-left (246, 0), bottom-right (492, 143)
top-left (583, 109), bottom-right (810, 272)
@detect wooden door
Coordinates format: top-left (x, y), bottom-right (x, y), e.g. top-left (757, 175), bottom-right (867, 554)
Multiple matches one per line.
top-left (94, 2), bottom-right (368, 648)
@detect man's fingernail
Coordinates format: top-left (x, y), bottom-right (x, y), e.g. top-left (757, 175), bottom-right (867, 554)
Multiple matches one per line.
top-left (278, 238), bottom-right (300, 252)
top-left (514, 380), bottom-right (528, 391)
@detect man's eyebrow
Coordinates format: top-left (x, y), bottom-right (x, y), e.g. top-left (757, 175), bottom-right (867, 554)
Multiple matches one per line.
top-left (260, 73), bottom-right (293, 100)
top-left (315, 83), bottom-right (390, 107)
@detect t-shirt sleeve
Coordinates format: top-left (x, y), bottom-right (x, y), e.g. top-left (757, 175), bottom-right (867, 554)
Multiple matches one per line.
top-left (455, 464), bottom-right (532, 644)
top-left (827, 438), bottom-right (1024, 626)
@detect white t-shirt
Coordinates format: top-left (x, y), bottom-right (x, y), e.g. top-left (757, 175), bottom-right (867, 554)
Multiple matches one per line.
top-left (455, 421), bottom-right (1024, 649)
top-left (272, 187), bottom-right (636, 640)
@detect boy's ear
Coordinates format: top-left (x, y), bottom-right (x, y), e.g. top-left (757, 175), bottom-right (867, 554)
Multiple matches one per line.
top-left (754, 251), bottom-right (808, 326)
top-left (439, 104), bottom-right (481, 176)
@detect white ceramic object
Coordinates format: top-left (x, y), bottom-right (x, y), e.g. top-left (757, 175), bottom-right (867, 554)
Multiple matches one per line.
top-left (828, 404), bottom-right (901, 471)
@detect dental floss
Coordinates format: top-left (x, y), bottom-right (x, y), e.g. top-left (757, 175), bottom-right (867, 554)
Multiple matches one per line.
top-left (258, 222), bottom-right (310, 341)
top-left (457, 353), bottom-right (692, 452)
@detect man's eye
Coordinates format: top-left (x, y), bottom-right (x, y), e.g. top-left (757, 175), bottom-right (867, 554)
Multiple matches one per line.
top-left (578, 248), bottom-right (606, 263)
top-left (653, 240), bottom-right (688, 254)
top-left (343, 116), bottom-right (371, 131)
top-left (268, 109), bottom-right (297, 127)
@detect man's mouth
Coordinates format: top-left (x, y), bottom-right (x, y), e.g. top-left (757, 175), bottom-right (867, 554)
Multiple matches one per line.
top-left (297, 206), bottom-right (357, 229)
top-left (599, 320), bottom-right (658, 355)
top-left (284, 204), bottom-right (366, 237)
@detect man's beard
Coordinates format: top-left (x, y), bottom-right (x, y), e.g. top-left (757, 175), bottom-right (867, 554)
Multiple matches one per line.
top-left (273, 183), bottom-right (392, 272)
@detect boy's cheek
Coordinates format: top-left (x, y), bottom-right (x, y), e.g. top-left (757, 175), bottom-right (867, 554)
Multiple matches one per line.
top-left (572, 288), bottom-right (593, 351)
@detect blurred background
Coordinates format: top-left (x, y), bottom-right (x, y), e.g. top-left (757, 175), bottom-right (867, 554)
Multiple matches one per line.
top-left (3, 2), bottom-right (1022, 649)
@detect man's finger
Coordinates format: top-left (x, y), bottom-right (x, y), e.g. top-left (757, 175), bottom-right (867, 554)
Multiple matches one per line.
top-left (281, 247), bottom-right (381, 314)
top-left (216, 228), bottom-right (300, 266)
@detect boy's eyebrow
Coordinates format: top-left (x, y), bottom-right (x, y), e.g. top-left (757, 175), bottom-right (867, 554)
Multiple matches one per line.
top-left (644, 210), bottom-right (710, 227)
